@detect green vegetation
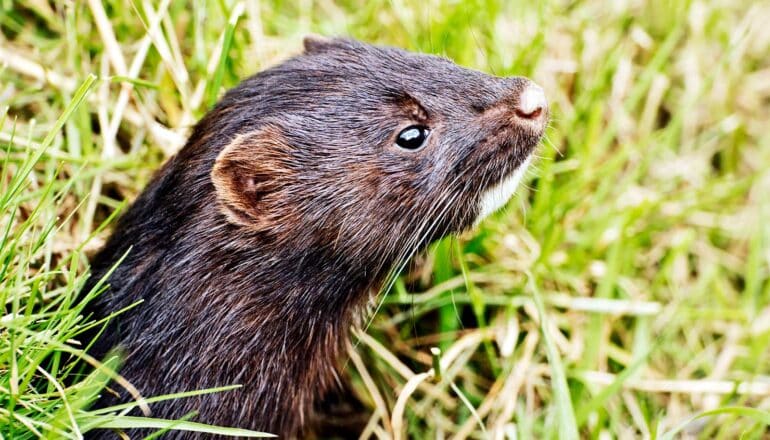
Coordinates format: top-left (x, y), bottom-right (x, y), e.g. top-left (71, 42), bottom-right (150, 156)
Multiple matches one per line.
top-left (1, 0), bottom-right (768, 438)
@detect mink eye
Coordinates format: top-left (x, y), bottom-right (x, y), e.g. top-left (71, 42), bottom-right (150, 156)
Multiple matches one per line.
top-left (395, 125), bottom-right (430, 150)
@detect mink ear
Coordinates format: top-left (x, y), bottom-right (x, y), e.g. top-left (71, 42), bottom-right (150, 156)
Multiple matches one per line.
top-left (211, 127), bottom-right (294, 229)
top-left (303, 35), bottom-right (349, 54)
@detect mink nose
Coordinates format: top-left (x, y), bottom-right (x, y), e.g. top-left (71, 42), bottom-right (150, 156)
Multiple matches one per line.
top-left (514, 83), bottom-right (547, 124)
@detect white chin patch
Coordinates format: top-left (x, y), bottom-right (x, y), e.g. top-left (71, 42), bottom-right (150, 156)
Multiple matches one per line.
top-left (474, 156), bottom-right (532, 226)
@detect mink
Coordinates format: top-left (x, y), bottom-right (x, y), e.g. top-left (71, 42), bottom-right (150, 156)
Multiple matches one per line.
top-left (83, 36), bottom-right (548, 438)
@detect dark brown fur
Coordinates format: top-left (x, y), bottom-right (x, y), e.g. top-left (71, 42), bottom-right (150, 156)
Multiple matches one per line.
top-left (83, 37), bottom-right (547, 438)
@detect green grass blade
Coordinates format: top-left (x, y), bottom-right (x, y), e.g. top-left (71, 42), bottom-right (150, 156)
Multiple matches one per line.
top-left (528, 273), bottom-right (578, 440)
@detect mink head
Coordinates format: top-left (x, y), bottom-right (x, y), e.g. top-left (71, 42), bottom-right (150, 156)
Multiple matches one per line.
top-left (209, 37), bottom-right (548, 268)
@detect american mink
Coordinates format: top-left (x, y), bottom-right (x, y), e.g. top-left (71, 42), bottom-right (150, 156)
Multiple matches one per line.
top-left (84, 36), bottom-right (548, 438)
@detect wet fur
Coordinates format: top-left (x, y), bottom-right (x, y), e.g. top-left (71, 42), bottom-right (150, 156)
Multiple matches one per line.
top-left (83, 37), bottom-right (546, 438)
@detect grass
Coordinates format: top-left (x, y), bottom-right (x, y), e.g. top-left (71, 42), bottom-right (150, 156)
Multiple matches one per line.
top-left (1, 0), bottom-right (769, 438)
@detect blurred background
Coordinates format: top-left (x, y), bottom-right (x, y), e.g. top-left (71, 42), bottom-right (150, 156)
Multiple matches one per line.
top-left (1, 0), bottom-right (769, 438)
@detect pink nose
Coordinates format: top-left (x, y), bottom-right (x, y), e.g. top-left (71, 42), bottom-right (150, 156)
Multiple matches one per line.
top-left (515, 83), bottom-right (547, 121)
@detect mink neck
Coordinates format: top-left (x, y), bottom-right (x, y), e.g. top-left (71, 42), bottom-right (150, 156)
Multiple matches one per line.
top-left (90, 224), bottom-right (390, 401)
top-left (209, 237), bottom-right (387, 320)
top-left (158, 233), bottom-right (387, 382)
